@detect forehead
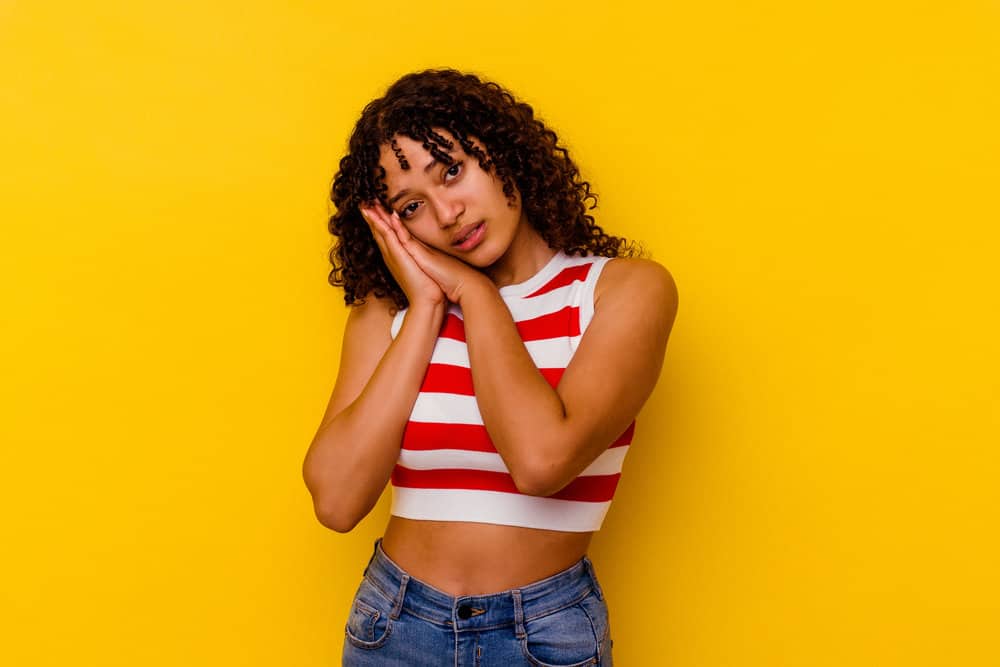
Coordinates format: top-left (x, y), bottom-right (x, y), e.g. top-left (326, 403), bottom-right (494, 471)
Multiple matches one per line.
top-left (377, 133), bottom-right (456, 176)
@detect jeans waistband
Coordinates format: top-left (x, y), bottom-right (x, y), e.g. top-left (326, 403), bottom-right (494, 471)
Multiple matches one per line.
top-left (361, 538), bottom-right (604, 634)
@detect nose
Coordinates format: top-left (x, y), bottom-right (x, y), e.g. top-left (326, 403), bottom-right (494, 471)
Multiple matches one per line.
top-left (429, 192), bottom-right (464, 229)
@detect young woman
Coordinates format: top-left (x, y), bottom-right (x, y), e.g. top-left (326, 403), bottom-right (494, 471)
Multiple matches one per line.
top-left (303, 69), bottom-right (678, 666)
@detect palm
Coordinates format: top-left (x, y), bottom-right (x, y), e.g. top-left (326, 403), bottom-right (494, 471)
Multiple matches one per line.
top-left (361, 205), bottom-right (444, 307)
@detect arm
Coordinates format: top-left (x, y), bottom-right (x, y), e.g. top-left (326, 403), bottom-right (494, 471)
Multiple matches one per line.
top-left (459, 258), bottom-right (678, 496)
top-left (301, 297), bottom-right (445, 532)
top-left (303, 203), bottom-right (449, 532)
top-left (367, 207), bottom-right (679, 498)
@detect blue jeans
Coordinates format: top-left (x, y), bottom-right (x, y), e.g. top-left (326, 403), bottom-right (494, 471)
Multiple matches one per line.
top-left (342, 540), bottom-right (613, 666)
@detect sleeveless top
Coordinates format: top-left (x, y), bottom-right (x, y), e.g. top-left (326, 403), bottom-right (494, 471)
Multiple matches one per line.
top-left (388, 251), bottom-right (636, 532)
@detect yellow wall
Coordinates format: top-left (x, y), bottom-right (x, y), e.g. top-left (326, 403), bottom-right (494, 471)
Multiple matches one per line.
top-left (2, 1), bottom-right (997, 664)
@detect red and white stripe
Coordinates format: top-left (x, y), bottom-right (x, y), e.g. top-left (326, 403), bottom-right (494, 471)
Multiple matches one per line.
top-left (388, 251), bottom-right (634, 532)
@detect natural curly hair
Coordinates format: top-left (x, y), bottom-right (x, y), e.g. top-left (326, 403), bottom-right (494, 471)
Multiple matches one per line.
top-left (327, 68), bottom-right (639, 309)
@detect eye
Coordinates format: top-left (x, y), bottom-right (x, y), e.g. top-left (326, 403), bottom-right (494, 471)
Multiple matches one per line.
top-left (397, 201), bottom-right (420, 220)
top-left (444, 161), bottom-right (463, 181)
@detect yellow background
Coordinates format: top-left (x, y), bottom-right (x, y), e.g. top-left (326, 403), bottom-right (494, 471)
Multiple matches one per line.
top-left (2, 1), bottom-right (998, 665)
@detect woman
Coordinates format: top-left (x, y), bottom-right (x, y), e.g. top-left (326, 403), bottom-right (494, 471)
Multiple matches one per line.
top-left (303, 68), bottom-right (678, 666)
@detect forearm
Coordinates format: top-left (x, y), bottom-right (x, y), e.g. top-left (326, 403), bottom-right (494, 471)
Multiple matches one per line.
top-left (303, 303), bottom-right (444, 530)
top-left (458, 279), bottom-right (574, 495)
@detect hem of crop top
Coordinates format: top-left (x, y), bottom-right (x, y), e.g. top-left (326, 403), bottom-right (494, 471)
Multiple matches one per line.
top-left (391, 486), bottom-right (612, 532)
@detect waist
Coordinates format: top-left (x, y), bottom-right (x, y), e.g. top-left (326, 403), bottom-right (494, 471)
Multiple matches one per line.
top-left (361, 537), bottom-right (605, 628)
top-left (381, 516), bottom-right (592, 596)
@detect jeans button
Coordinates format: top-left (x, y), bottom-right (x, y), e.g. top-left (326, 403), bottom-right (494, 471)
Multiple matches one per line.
top-left (457, 604), bottom-right (472, 620)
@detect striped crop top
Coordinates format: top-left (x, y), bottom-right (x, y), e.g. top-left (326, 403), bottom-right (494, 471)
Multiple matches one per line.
top-left (388, 250), bottom-right (636, 532)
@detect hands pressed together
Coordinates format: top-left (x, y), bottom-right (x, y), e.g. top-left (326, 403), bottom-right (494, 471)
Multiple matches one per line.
top-left (360, 203), bottom-right (488, 309)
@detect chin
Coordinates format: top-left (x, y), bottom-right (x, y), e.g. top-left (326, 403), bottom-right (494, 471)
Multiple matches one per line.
top-left (466, 242), bottom-right (508, 269)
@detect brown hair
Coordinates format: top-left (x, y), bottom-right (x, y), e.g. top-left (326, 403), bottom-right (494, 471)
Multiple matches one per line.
top-left (327, 68), bottom-right (639, 309)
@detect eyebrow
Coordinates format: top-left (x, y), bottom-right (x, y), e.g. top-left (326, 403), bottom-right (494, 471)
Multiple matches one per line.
top-left (386, 157), bottom-right (442, 206)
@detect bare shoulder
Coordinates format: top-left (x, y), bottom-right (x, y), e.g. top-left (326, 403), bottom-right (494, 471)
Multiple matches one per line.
top-left (595, 257), bottom-right (679, 315)
top-left (326, 294), bottom-right (397, 412)
top-left (342, 293), bottom-right (396, 354)
top-left (345, 293), bottom-right (396, 329)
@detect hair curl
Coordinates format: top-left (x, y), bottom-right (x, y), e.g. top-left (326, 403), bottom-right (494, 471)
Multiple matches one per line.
top-left (327, 68), bottom-right (639, 309)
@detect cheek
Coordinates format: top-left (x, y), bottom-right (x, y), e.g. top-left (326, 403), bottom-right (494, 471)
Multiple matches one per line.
top-left (465, 168), bottom-right (501, 197)
top-left (406, 220), bottom-right (453, 250)
top-left (474, 180), bottom-right (510, 212)
top-left (406, 223), bottom-right (436, 245)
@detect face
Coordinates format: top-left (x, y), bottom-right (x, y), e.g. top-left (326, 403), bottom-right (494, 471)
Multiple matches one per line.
top-left (375, 131), bottom-right (525, 267)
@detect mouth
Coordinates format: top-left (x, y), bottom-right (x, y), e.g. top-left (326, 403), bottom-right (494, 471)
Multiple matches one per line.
top-left (451, 221), bottom-right (486, 250)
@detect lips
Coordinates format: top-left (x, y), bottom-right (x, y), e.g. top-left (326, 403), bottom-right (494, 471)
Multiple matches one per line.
top-left (451, 221), bottom-right (485, 247)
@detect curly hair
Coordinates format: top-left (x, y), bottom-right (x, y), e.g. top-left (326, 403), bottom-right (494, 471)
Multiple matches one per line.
top-left (327, 68), bottom-right (639, 309)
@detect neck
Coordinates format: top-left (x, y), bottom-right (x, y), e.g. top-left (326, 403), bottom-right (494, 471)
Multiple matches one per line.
top-left (485, 217), bottom-right (556, 288)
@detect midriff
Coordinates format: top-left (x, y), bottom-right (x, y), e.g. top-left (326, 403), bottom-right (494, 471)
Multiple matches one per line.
top-left (381, 516), bottom-right (593, 596)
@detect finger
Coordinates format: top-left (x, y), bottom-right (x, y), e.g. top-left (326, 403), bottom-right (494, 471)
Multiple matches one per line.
top-left (370, 208), bottom-right (417, 266)
top-left (400, 227), bottom-right (438, 259)
top-left (388, 211), bottom-right (414, 243)
top-left (360, 208), bottom-right (396, 263)
top-left (398, 230), bottom-right (436, 267)
top-left (376, 209), bottom-right (416, 252)
top-left (370, 201), bottom-right (396, 226)
top-left (366, 205), bottom-right (432, 271)
top-left (359, 205), bottom-right (380, 230)
top-left (362, 206), bottom-right (395, 244)
top-left (359, 205), bottom-right (374, 227)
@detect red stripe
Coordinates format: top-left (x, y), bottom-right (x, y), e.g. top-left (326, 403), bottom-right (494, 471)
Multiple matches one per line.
top-left (610, 421), bottom-right (635, 448)
top-left (401, 422), bottom-right (497, 452)
top-left (526, 264), bottom-right (592, 298)
top-left (420, 364), bottom-right (475, 395)
top-left (439, 305), bottom-right (579, 343)
top-left (402, 416), bottom-right (629, 453)
top-left (549, 473), bottom-right (621, 502)
top-left (420, 365), bottom-right (562, 394)
top-left (391, 465), bottom-right (620, 502)
top-left (393, 466), bottom-right (519, 493)
top-left (516, 306), bottom-right (580, 341)
top-left (538, 367), bottom-right (564, 388)
top-left (439, 313), bottom-right (466, 341)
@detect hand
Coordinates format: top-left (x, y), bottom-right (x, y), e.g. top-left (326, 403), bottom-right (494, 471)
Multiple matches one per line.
top-left (382, 212), bottom-right (490, 304)
top-left (360, 203), bottom-right (445, 309)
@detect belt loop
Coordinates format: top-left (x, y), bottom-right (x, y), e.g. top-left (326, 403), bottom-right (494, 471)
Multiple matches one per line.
top-left (512, 590), bottom-right (526, 639)
top-left (582, 557), bottom-right (605, 601)
top-left (390, 573), bottom-right (409, 620)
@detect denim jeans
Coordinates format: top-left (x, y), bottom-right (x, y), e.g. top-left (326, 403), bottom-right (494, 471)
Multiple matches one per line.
top-left (342, 540), bottom-right (613, 666)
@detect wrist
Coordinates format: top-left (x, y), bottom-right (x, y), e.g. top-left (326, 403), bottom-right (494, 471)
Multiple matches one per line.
top-left (404, 281), bottom-right (448, 313)
top-left (407, 298), bottom-right (447, 322)
top-left (454, 270), bottom-right (496, 306)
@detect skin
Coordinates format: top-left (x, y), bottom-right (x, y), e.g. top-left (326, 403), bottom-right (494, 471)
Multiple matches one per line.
top-left (303, 130), bottom-right (678, 595)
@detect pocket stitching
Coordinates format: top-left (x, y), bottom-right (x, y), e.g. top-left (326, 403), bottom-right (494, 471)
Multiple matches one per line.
top-left (344, 617), bottom-right (394, 650)
top-left (578, 593), bottom-right (609, 644)
top-left (344, 596), bottom-right (393, 649)
top-left (519, 601), bottom-right (599, 667)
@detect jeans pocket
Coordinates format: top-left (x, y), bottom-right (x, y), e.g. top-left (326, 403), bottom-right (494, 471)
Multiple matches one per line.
top-left (344, 577), bottom-right (394, 650)
top-left (577, 591), bottom-right (610, 645)
top-left (520, 599), bottom-right (600, 667)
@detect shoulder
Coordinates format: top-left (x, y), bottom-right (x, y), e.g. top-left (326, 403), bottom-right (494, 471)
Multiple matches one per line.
top-left (594, 257), bottom-right (679, 314)
top-left (343, 293), bottom-right (396, 342)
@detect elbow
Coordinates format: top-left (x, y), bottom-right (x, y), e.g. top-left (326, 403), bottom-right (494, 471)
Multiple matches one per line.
top-left (303, 475), bottom-right (364, 533)
top-left (513, 478), bottom-right (563, 498)
top-left (313, 501), bottom-right (363, 533)
top-left (510, 459), bottom-right (572, 498)
top-left (303, 460), bottom-right (361, 533)
top-left (303, 457), bottom-right (384, 533)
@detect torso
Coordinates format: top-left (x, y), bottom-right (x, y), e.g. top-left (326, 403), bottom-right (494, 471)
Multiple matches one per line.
top-left (381, 516), bottom-right (592, 596)
top-left (378, 253), bottom-right (639, 596)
